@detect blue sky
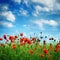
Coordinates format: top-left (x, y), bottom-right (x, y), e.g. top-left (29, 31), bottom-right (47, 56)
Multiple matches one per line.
top-left (0, 0), bottom-right (60, 42)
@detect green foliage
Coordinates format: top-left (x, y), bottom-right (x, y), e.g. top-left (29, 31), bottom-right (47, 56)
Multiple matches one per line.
top-left (0, 44), bottom-right (60, 60)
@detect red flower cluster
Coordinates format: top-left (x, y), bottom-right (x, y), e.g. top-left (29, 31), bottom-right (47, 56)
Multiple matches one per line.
top-left (9, 36), bottom-right (15, 43)
top-left (20, 37), bottom-right (32, 45)
top-left (43, 49), bottom-right (48, 54)
top-left (9, 36), bottom-right (15, 40)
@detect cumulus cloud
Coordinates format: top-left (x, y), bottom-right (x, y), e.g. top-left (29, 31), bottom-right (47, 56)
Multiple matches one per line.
top-left (32, 5), bottom-right (50, 16)
top-left (0, 21), bottom-right (14, 28)
top-left (32, 19), bottom-right (58, 30)
top-left (13, 0), bottom-right (21, 4)
top-left (1, 11), bottom-right (15, 22)
top-left (19, 8), bottom-right (28, 16)
top-left (32, 0), bottom-right (55, 8)
top-left (31, 0), bottom-right (60, 16)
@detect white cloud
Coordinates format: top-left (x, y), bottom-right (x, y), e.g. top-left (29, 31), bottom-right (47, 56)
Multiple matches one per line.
top-left (32, 19), bottom-right (58, 30)
top-left (55, 3), bottom-right (60, 10)
top-left (2, 5), bottom-right (8, 10)
top-left (24, 0), bottom-right (29, 6)
top-left (0, 21), bottom-right (14, 28)
top-left (32, 0), bottom-right (55, 8)
top-left (35, 5), bottom-right (50, 12)
top-left (1, 11), bottom-right (15, 22)
top-left (19, 8), bottom-right (28, 16)
top-left (32, 5), bottom-right (50, 16)
top-left (13, 0), bottom-right (21, 4)
top-left (32, 0), bottom-right (60, 15)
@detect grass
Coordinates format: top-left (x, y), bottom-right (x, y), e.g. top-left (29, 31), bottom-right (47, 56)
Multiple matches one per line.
top-left (0, 43), bottom-right (60, 60)
top-left (0, 33), bottom-right (60, 60)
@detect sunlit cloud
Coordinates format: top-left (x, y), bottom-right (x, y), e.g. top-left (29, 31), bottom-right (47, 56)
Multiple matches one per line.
top-left (1, 11), bottom-right (15, 22)
top-left (32, 19), bottom-right (58, 30)
top-left (0, 21), bottom-right (14, 28)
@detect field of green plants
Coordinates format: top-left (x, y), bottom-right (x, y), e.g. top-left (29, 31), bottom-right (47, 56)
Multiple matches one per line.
top-left (0, 33), bottom-right (60, 60)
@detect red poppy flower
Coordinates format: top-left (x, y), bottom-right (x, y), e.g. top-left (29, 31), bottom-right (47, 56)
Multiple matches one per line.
top-left (40, 54), bottom-right (44, 58)
top-left (12, 44), bottom-right (16, 49)
top-left (9, 36), bottom-right (15, 40)
top-left (23, 38), bottom-right (28, 42)
top-left (20, 33), bottom-right (23, 36)
top-left (56, 44), bottom-right (60, 49)
top-left (27, 39), bottom-right (32, 44)
top-left (32, 37), bottom-right (36, 41)
top-left (43, 49), bottom-right (48, 54)
top-left (20, 38), bottom-right (24, 43)
top-left (54, 49), bottom-right (58, 52)
top-left (29, 50), bottom-right (34, 54)
top-left (0, 38), bottom-right (3, 41)
top-left (3, 34), bottom-right (7, 40)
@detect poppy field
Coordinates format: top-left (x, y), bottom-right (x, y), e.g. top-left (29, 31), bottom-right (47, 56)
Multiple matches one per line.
top-left (0, 33), bottom-right (60, 60)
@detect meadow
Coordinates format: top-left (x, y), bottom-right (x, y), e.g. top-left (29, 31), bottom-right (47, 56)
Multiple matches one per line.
top-left (0, 33), bottom-right (60, 60)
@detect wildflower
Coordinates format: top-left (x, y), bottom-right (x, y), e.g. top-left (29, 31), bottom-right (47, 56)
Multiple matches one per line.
top-left (56, 44), bottom-right (60, 49)
top-left (0, 38), bottom-right (3, 41)
top-left (20, 38), bottom-right (24, 43)
top-left (3, 34), bottom-right (7, 40)
top-left (54, 48), bottom-right (58, 52)
top-left (9, 36), bottom-right (15, 43)
top-left (20, 33), bottom-right (23, 36)
top-left (49, 43), bottom-right (52, 50)
top-left (29, 50), bottom-right (34, 54)
top-left (20, 43), bottom-right (25, 46)
top-left (9, 36), bottom-right (15, 40)
top-left (15, 36), bottom-right (18, 39)
top-left (43, 40), bottom-right (46, 45)
top-left (23, 38), bottom-right (28, 43)
top-left (27, 40), bottom-right (32, 45)
top-left (40, 54), bottom-right (44, 58)
top-left (49, 38), bottom-right (54, 40)
top-left (37, 38), bottom-right (40, 42)
top-left (40, 36), bottom-right (43, 39)
top-left (31, 37), bottom-right (36, 43)
top-left (32, 37), bottom-right (36, 41)
top-left (43, 49), bottom-right (48, 54)
top-left (12, 44), bottom-right (16, 49)
top-left (45, 36), bottom-right (47, 38)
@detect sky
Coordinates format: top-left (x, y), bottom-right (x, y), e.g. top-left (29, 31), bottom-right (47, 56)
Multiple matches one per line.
top-left (0, 0), bottom-right (60, 42)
